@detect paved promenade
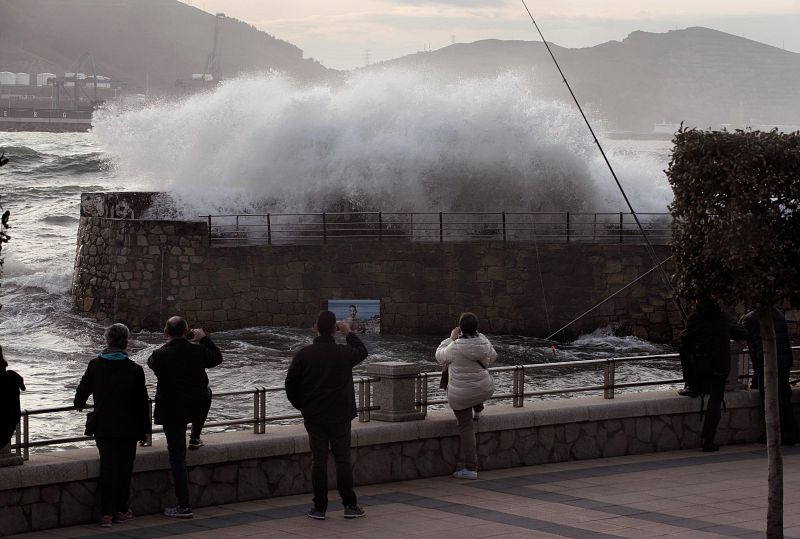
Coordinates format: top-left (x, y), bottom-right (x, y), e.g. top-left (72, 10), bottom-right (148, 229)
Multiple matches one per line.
top-left (10, 443), bottom-right (800, 538)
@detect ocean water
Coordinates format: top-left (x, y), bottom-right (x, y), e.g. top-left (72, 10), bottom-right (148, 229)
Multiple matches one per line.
top-left (0, 71), bottom-right (678, 449)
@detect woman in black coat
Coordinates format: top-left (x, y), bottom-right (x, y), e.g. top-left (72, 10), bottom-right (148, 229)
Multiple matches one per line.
top-left (74, 324), bottom-right (150, 528)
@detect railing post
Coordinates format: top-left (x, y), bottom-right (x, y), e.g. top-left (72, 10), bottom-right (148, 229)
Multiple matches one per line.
top-left (566, 212), bottom-right (571, 243)
top-left (23, 412), bottom-right (29, 461)
top-left (513, 366), bottom-right (524, 407)
top-left (502, 212), bottom-right (506, 242)
top-left (358, 379), bottom-right (367, 422)
top-left (235, 215), bottom-right (239, 237)
top-left (604, 360), bottom-right (616, 399)
top-left (365, 378), bottom-right (372, 422)
top-left (267, 214), bottom-right (272, 245)
top-left (207, 215), bottom-right (212, 245)
top-left (14, 420), bottom-right (21, 458)
top-left (593, 213), bottom-right (597, 240)
top-left (378, 212), bottom-right (382, 241)
top-left (619, 212), bottom-right (623, 243)
top-left (253, 389), bottom-right (259, 434)
top-left (439, 212), bottom-right (443, 242)
top-left (322, 212), bottom-right (327, 243)
top-left (143, 399), bottom-right (153, 446)
top-left (260, 387), bottom-right (267, 433)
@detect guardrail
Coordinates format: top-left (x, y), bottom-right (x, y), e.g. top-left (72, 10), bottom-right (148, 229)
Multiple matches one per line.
top-left (415, 353), bottom-right (683, 412)
top-left (10, 350), bottom-right (797, 460)
top-left (203, 211), bottom-right (672, 245)
top-left (10, 377), bottom-right (375, 461)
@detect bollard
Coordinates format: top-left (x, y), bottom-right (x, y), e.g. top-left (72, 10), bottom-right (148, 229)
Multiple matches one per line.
top-left (367, 362), bottom-right (426, 421)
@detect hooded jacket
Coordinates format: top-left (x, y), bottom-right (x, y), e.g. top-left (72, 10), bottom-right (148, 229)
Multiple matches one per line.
top-left (436, 333), bottom-right (497, 411)
top-left (74, 349), bottom-right (150, 438)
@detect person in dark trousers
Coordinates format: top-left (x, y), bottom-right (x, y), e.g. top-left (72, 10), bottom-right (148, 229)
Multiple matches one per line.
top-left (741, 307), bottom-right (799, 445)
top-left (285, 311), bottom-right (368, 521)
top-left (681, 295), bottom-right (747, 452)
top-left (0, 345), bottom-right (25, 451)
top-left (148, 316), bottom-right (222, 519)
top-left (74, 324), bottom-right (150, 528)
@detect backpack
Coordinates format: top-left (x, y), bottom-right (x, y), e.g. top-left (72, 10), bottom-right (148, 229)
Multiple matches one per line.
top-left (681, 338), bottom-right (723, 418)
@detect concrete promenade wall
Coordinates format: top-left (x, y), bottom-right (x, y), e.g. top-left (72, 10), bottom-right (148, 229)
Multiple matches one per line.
top-left (2, 390), bottom-right (793, 534)
top-left (72, 213), bottom-right (680, 341)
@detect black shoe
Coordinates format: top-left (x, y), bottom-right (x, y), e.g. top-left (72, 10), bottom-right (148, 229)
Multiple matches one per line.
top-left (188, 438), bottom-right (204, 450)
top-left (343, 505), bottom-right (365, 519)
top-left (702, 442), bottom-right (719, 452)
top-left (677, 387), bottom-right (697, 397)
top-left (307, 508), bottom-right (326, 520)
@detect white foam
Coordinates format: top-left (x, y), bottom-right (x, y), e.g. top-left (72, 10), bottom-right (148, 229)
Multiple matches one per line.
top-left (93, 69), bottom-right (673, 217)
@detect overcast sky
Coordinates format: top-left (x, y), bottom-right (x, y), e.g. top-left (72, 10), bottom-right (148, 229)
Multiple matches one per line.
top-left (184, 0), bottom-right (800, 70)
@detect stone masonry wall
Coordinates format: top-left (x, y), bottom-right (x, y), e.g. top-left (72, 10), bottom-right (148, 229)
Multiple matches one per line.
top-left (1, 391), bottom-right (792, 535)
top-left (73, 216), bottom-right (680, 341)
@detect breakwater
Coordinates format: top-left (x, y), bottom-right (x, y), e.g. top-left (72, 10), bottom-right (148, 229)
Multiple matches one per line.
top-left (72, 192), bottom-right (681, 341)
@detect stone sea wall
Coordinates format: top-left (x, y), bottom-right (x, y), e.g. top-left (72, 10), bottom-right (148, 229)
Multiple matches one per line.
top-left (1, 391), bottom-right (791, 534)
top-left (72, 193), bottom-right (681, 340)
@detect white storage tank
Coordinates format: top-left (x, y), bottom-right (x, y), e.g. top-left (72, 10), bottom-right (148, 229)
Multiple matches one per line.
top-left (0, 72), bottom-right (16, 85)
top-left (15, 73), bottom-right (30, 86)
top-left (191, 73), bottom-right (204, 80)
top-left (37, 72), bottom-right (56, 86)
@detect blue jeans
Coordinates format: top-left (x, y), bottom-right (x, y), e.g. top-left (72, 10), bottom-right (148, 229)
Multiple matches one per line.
top-left (163, 423), bottom-right (190, 508)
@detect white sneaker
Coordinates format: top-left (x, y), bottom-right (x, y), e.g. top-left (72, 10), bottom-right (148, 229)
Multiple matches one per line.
top-left (453, 469), bottom-right (478, 480)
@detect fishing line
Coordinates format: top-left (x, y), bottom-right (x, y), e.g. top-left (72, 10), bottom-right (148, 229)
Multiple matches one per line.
top-left (546, 255), bottom-right (674, 341)
top-left (519, 0), bottom-right (687, 325)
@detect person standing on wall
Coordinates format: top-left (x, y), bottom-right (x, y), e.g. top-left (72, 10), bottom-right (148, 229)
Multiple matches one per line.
top-left (0, 345), bottom-right (26, 454)
top-left (285, 311), bottom-right (368, 521)
top-left (148, 316), bottom-right (223, 519)
top-left (681, 294), bottom-right (747, 452)
top-left (436, 312), bottom-right (497, 480)
top-left (740, 307), bottom-right (799, 445)
top-left (74, 324), bottom-right (150, 528)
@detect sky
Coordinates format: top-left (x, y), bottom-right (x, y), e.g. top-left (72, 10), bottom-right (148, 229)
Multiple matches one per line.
top-left (182, 0), bottom-right (800, 70)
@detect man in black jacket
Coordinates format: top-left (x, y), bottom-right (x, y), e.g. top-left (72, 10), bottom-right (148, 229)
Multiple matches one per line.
top-left (285, 310), bottom-right (368, 521)
top-left (741, 308), bottom-right (798, 445)
top-left (148, 316), bottom-right (222, 519)
top-left (681, 295), bottom-right (747, 452)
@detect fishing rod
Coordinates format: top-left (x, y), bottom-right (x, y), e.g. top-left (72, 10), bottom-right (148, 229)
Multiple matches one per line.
top-left (546, 255), bottom-right (674, 341)
top-left (519, 0), bottom-right (688, 325)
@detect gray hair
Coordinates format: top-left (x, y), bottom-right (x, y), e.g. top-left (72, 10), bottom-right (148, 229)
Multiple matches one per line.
top-left (104, 323), bottom-right (130, 350)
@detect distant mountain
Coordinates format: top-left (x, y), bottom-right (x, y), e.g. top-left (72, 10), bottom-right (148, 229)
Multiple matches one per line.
top-left (0, 0), bottom-right (335, 93)
top-left (365, 27), bottom-right (800, 132)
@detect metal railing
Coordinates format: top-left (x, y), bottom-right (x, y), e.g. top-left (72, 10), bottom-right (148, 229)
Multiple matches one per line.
top-left (415, 353), bottom-right (685, 413)
top-left (203, 211), bottom-right (672, 245)
top-left (10, 377), bottom-right (375, 461)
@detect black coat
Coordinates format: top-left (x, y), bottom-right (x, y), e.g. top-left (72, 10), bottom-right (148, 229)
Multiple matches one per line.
top-left (0, 368), bottom-right (25, 437)
top-left (681, 302), bottom-right (747, 376)
top-left (74, 352), bottom-right (150, 439)
top-left (147, 336), bottom-right (222, 425)
top-left (741, 308), bottom-right (793, 370)
top-left (285, 333), bottom-right (368, 424)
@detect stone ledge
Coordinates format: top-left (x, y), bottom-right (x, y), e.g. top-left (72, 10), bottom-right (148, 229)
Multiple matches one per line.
top-left (0, 390), bottom-right (771, 492)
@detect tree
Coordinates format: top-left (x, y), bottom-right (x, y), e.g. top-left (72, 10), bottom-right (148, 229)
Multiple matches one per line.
top-left (668, 128), bottom-right (800, 538)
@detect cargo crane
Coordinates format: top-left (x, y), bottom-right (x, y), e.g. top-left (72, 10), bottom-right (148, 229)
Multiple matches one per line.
top-left (207, 12), bottom-right (226, 83)
top-left (176, 12), bottom-right (226, 91)
top-left (50, 53), bottom-right (127, 110)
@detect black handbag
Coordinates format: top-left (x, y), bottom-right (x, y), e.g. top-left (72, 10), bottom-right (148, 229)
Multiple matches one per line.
top-left (439, 365), bottom-right (449, 390)
top-left (84, 411), bottom-right (97, 437)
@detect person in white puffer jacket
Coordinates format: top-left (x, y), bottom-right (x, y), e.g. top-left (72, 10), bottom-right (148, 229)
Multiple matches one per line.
top-left (436, 313), bottom-right (497, 480)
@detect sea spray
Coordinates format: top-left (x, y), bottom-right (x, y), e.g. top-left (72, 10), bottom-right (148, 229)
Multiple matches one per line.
top-left (93, 69), bottom-right (673, 218)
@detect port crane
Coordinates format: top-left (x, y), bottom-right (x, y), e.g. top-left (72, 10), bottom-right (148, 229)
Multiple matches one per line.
top-left (176, 12), bottom-right (226, 91)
